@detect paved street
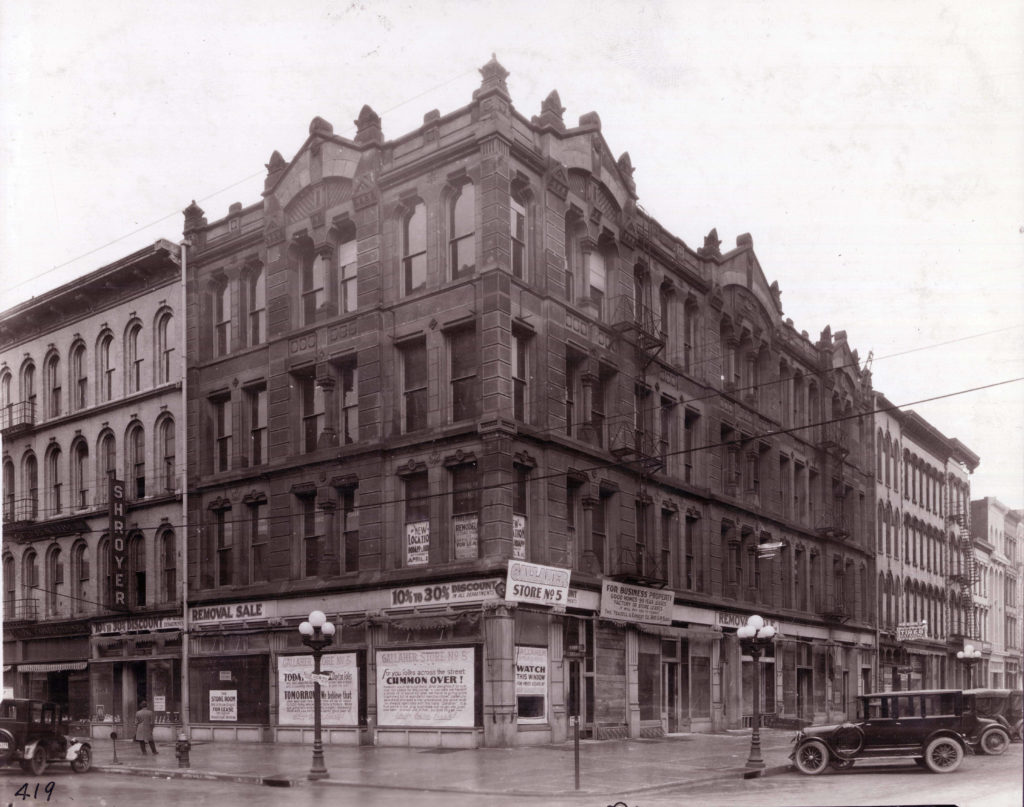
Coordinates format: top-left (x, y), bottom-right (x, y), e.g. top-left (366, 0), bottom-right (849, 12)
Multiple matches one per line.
top-left (1, 732), bottom-right (1019, 807)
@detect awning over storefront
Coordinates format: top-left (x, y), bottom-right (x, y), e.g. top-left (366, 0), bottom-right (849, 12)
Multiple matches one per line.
top-left (634, 623), bottom-right (722, 639)
top-left (16, 662), bottom-right (88, 673)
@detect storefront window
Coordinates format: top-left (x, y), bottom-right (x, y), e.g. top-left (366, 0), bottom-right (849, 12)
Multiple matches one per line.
top-left (690, 643), bottom-right (712, 719)
top-left (188, 656), bottom-right (269, 724)
top-left (638, 633), bottom-right (661, 722)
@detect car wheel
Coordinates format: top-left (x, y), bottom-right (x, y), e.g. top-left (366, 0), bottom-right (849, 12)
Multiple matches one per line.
top-left (923, 737), bottom-right (963, 773)
top-left (980, 727), bottom-right (1010, 756)
top-left (793, 739), bottom-right (830, 775)
top-left (0, 728), bottom-right (15, 765)
top-left (831, 725), bottom-right (864, 759)
top-left (28, 747), bottom-right (46, 777)
top-left (70, 745), bottom-right (92, 773)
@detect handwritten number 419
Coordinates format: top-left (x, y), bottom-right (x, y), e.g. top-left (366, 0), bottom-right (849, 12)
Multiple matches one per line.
top-left (13, 782), bottom-right (56, 802)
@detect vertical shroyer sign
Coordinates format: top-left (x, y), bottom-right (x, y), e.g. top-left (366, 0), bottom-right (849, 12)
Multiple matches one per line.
top-left (109, 477), bottom-right (128, 610)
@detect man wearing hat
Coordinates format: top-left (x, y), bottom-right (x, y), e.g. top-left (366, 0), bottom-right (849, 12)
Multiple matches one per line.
top-left (134, 700), bottom-right (157, 754)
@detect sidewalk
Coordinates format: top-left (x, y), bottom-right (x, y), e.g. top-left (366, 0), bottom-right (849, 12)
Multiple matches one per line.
top-left (92, 729), bottom-right (795, 796)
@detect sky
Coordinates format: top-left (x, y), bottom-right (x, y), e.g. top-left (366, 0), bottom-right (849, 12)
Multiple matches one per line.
top-left (1, 0), bottom-right (1022, 508)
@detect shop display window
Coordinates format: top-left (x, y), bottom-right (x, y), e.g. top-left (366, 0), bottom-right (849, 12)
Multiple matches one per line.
top-left (188, 656), bottom-right (269, 724)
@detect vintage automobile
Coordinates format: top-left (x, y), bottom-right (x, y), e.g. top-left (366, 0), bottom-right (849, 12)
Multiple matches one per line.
top-left (0, 699), bottom-right (92, 775)
top-left (965, 688), bottom-right (1024, 742)
top-left (790, 689), bottom-right (1010, 775)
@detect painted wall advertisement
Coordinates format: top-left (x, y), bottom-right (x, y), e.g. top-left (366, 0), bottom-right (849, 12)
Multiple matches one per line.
top-left (209, 690), bottom-right (237, 721)
top-left (406, 521), bottom-right (429, 566)
top-left (453, 514), bottom-right (479, 559)
top-left (376, 647), bottom-right (474, 727)
top-left (515, 646), bottom-right (547, 724)
top-left (600, 579), bottom-right (674, 625)
top-left (512, 514), bottom-right (526, 560)
top-left (278, 653), bottom-right (358, 726)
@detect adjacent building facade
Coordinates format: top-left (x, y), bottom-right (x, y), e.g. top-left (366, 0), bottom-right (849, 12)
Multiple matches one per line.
top-left (178, 57), bottom-right (877, 748)
top-left (971, 497), bottom-right (1022, 689)
top-left (872, 397), bottom-right (981, 691)
top-left (1, 241), bottom-right (185, 739)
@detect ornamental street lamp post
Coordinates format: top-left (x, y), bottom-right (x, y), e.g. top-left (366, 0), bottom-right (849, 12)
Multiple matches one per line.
top-left (737, 614), bottom-right (777, 777)
top-left (299, 610), bottom-right (336, 780)
top-left (956, 643), bottom-right (982, 689)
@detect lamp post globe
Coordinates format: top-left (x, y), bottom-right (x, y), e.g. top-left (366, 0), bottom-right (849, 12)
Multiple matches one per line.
top-left (738, 614), bottom-right (776, 776)
top-left (298, 609), bottom-right (336, 780)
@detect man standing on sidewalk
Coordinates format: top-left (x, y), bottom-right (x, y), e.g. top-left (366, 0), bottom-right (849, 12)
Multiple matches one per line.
top-left (134, 700), bottom-right (158, 755)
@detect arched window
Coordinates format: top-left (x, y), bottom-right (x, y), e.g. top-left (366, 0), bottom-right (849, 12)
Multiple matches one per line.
top-left (71, 438), bottom-right (89, 509)
top-left (45, 444), bottom-right (62, 516)
top-left (125, 321), bottom-right (143, 394)
top-left (23, 453), bottom-right (38, 519)
top-left (156, 310), bottom-right (175, 384)
top-left (129, 533), bottom-right (146, 608)
top-left (402, 201), bottom-right (427, 295)
top-left (126, 423), bottom-right (145, 500)
top-left (45, 353), bottom-right (61, 419)
top-left (3, 553), bottom-right (14, 610)
top-left (510, 189), bottom-right (527, 279)
top-left (3, 457), bottom-right (14, 515)
top-left (21, 361), bottom-right (36, 415)
top-left (335, 226), bottom-right (357, 314)
top-left (160, 529), bottom-right (176, 603)
top-left (70, 342), bottom-right (87, 410)
top-left (22, 549), bottom-right (39, 597)
top-left (244, 264), bottom-right (266, 345)
top-left (71, 540), bottom-right (88, 615)
top-left (46, 545), bottom-right (62, 615)
top-left (449, 183), bottom-right (475, 280)
top-left (1, 371), bottom-right (11, 419)
top-left (302, 244), bottom-right (328, 325)
top-left (97, 431), bottom-right (116, 504)
top-left (97, 536), bottom-right (110, 608)
top-left (213, 277), bottom-right (231, 356)
top-left (98, 332), bottom-right (114, 402)
top-left (158, 416), bottom-right (175, 493)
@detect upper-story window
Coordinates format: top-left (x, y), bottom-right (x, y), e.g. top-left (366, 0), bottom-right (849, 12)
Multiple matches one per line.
top-left (46, 545), bottom-right (62, 616)
top-left (212, 394), bottom-right (232, 472)
top-left (588, 250), bottom-right (606, 317)
top-left (1, 371), bottom-right (11, 419)
top-left (401, 339), bottom-right (428, 432)
top-left (213, 278), bottom-right (231, 357)
top-left (245, 385), bottom-right (268, 467)
top-left (336, 228), bottom-right (358, 314)
top-left (98, 332), bottom-right (114, 402)
top-left (71, 541), bottom-right (88, 615)
top-left (296, 369), bottom-right (324, 453)
top-left (71, 438), bottom-right (88, 509)
top-left (22, 452), bottom-right (38, 519)
top-left (129, 533), bottom-right (146, 608)
top-left (510, 193), bottom-right (527, 279)
top-left (449, 183), bottom-right (475, 281)
top-left (244, 264), bottom-right (265, 346)
top-left (402, 201), bottom-right (427, 295)
top-left (448, 326), bottom-right (479, 422)
top-left (564, 211), bottom-right (584, 303)
top-left (160, 528), bottom-right (176, 603)
top-left (126, 321), bottom-right (143, 394)
top-left (451, 462), bottom-right (480, 560)
top-left (97, 431), bottom-right (115, 504)
top-left (512, 331), bottom-right (529, 421)
top-left (45, 353), bottom-right (61, 419)
top-left (45, 444), bottom-right (62, 516)
top-left (339, 359), bottom-right (358, 445)
top-left (159, 416), bottom-right (176, 493)
top-left (156, 310), bottom-right (174, 384)
top-left (21, 361), bottom-right (36, 414)
top-left (70, 343), bottom-right (87, 410)
top-left (303, 246), bottom-right (328, 325)
top-left (3, 457), bottom-right (14, 514)
top-left (126, 423), bottom-right (145, 500)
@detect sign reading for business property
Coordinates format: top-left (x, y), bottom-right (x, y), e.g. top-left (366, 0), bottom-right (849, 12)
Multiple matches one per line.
top-left (600, 579), bottom-right (674, 625)
top-left (505, 560), bottom-right (570, 607)
top-left (108, 478), bottom-right (128, 611)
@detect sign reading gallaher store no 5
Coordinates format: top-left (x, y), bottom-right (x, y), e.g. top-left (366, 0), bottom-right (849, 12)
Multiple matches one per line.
top-left (505, 560), bottom-right (570, 606)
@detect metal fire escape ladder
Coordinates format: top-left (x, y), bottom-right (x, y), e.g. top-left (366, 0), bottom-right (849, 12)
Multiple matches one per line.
top-left (946, 488), bottom-right (978, 639)
top-left (611, 213), bottom-right (665, 371)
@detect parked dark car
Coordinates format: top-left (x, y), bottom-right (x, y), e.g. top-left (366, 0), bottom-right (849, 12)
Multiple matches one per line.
top-left (965, 688), bottom-right (1024, 742)
top-left (790, 689), bottom-right (1010, 775)
top-left (0, 699), bottom-right (92, 775)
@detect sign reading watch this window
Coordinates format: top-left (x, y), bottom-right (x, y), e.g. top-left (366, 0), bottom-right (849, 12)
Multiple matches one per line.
top-left (108, 477), bottom-right (128, 611)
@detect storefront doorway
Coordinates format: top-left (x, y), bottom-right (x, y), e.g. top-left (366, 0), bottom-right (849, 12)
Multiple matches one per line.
top-left (661, 661), bottom-right (678, 733)
top-left (797, 668), bottom-right (812, 722)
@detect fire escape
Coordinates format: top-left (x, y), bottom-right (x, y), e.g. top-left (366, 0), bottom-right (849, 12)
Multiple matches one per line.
top-left (946, 488), bottom-right (978, 641)
top-left (606, 209), bottom-right (668, 587)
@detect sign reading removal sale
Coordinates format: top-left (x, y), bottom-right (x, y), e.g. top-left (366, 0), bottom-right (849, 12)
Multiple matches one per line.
top-left (376, 647), bottom-right (474, 727)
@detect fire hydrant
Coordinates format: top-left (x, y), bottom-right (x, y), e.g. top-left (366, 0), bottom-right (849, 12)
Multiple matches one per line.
top-left (175, 732), bottom-right (191, 768)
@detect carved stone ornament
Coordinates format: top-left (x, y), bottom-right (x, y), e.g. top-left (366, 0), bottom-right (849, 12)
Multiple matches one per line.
top-left (697, 228), bottom-right (722, 259)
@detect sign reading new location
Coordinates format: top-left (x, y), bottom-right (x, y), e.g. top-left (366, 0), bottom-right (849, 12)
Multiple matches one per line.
top-left (505, 560), bottom-right (570, 607)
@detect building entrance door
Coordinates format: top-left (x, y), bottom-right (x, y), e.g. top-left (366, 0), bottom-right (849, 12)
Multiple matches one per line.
top-left (661, 662), bottom-right (678, 733)
top-left (797, 668), bottom-right (812, 722)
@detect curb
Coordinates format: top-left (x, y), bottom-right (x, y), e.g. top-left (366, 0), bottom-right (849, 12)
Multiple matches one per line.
top-left (93, 764), bottom-right (299, 787)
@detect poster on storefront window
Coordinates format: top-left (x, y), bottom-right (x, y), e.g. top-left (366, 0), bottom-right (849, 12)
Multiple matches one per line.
top-left (209, 689), bottom-right (237, 721)
top-left (406, 521), bottom-right (429, 566)
top-left (453, 514), bottom-right (478, 559)
top-left (512, 514), bottom-right (526, 560)
top-left (515, 645), bottom-right (547, 723)
top-left (376, 647), bottom-right (474, 727)
top-left (278, 653), bottom-right (358, 726)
